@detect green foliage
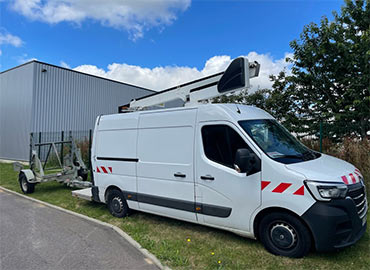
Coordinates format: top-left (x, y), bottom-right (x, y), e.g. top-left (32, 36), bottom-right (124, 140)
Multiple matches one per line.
top-left (286, 0), bottom-right (370, 138)
top-left (215, 0), bottom-right (370, 138)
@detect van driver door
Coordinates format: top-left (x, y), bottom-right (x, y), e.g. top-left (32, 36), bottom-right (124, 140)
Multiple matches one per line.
top-left (195, 122), bottom-right (262, 232)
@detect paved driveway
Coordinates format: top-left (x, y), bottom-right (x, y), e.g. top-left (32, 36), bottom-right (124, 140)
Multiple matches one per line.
top-left (0, 190), bottom-right (159, 270)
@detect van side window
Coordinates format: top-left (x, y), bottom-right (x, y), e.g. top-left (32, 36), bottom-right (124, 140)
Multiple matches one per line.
top-left (201, 125), bottom-right (253, 169)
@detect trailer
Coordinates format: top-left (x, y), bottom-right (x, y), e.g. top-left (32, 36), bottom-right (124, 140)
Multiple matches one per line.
top-left (14, 135), bottom-right (92, 194)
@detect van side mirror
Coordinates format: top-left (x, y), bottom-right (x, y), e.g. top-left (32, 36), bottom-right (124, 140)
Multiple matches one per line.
top-left (234, 148), bottom-right (260, 176)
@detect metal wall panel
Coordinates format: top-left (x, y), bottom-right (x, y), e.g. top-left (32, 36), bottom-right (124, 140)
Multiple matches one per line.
top-left (32, 62), bottom-right (153, 132)
top-left (1, 61), bottom-right (153, 161)
top-left (0, 62), bottom-right (34, 160)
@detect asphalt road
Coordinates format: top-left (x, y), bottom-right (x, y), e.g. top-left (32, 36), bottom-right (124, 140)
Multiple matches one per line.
top-left (0, 190), bottom-right (159, 270)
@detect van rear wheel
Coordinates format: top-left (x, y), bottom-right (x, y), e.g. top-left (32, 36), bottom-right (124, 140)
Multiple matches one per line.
top-left (107, 190), bottom-right (129, 218)
top-left (19, 172), bottom-right (35, 194)
top-left (259, 212), bottom-right (311, 258)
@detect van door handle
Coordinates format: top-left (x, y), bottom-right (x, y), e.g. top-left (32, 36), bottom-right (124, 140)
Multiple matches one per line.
top-left (174, 173), bottom-right (186, 178)
top-left (200, 175), bottom-right (215, 181)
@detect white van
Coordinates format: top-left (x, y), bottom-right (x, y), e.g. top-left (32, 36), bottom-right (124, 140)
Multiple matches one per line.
top-left (90, 103), bottom-right (367, 258)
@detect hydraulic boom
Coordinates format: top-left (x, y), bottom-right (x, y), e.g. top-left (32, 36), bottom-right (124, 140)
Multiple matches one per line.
top-left (119, 57), bottom-right (260, 112)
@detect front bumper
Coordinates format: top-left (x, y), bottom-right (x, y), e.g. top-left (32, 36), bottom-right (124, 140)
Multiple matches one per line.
top-left (301, 197), bottom-right (367, 252)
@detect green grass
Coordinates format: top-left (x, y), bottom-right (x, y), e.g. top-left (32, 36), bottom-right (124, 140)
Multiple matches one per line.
top-left (1, 162), bottom-right (369, 270)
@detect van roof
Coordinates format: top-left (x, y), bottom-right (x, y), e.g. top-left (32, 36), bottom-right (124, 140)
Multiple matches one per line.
top-left (100, 103), bottom-right (273, 123)
top-left (207, 104), bottom-right (274, 121)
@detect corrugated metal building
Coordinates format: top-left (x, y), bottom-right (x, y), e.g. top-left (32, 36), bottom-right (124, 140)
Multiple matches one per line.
top-left (0, 60), bottom-right (154, 161)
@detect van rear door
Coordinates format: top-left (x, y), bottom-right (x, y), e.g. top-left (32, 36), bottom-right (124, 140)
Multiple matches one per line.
top-left (93, 114), bottom-right (139, 208)
top-left (136, 108), bottom-right (197, 222)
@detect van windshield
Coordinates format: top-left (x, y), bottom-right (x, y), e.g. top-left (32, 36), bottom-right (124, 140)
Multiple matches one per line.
top-left (238, 119), bottom-right (320, 164)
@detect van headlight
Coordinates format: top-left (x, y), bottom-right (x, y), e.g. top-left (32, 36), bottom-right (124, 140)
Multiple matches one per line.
top-left (305, 180), bottom-right (348, 201)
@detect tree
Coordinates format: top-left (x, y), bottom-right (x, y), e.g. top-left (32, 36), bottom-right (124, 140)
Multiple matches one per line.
top-left (286, 0), bottom-right (370, 138)
top-left (215, 0), bottom-right (369, 139)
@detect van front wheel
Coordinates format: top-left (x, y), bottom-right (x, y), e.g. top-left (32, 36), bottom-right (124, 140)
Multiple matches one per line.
top-left (107, 190), bottom-right (129, 218)
top-left (259, 212), bottom-right (311, 258)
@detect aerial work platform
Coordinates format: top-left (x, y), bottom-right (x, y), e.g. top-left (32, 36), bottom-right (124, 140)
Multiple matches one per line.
top-left (119, 57), bottom-right (260, 112)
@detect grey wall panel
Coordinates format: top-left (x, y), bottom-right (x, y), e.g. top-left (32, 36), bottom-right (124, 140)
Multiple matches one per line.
top-left (32, 63), bottom-right (153, 132)
top-left (1, 61), bottom-right (154, 161)
top-left (0, 63), bottom-right (34, 161)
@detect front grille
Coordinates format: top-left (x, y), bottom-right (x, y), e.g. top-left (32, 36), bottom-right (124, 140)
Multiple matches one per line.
top-left (347, 184), bottom-right (367, 219)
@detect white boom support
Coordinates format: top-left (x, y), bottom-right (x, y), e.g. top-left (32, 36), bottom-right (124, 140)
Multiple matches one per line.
top-left (119, 57), bottom-right (260, 112)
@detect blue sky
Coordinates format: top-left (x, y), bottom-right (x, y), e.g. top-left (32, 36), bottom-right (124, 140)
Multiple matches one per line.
top-left (0, 0), bottom-right (343, 90)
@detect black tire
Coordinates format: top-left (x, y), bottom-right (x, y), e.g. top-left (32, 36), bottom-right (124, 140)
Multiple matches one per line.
top-left (107, 190), bottom-right (129, 218)
top-left (19, 172), bottom-right (35, 194)
top-left (259, 212), bottom-right (311, 258)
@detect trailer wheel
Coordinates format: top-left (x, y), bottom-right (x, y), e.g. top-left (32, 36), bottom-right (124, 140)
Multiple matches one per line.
top-left (78, 168), bottom-right (88, 181)
top-left (19, 172), bottom-right (35, 194)
top-left (259, 212), bottom-right (311, 258)
top-left (107, 190), bottom-right (129, 218)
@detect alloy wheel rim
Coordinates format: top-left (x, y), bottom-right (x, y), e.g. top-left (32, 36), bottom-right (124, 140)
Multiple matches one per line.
top-left (270, 222), bottom-right (297, 249)
top-left (112, 197), bottom-right (123, 213)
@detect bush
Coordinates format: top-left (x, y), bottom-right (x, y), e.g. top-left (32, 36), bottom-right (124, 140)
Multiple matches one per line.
top-left (328, 138), bottom-right (370, 175)
top-left (76, 138), bottom-right (91, 166)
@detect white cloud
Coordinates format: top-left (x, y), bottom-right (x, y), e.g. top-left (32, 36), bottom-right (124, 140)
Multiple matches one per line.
top-left (60, 61), bottom-right (71, 69)
top-left (17, 54), bottom-right (37, 64)
top-left (74, 64), bottom-right (107, 77)
top-left (246, 51), bottom-right (293, 90)
top-left (73, 52), bottom-right (292, 92)
top-left (11, 0), bottom-right (191, 40)
top-left (0, 31), bottom-right (23, 47)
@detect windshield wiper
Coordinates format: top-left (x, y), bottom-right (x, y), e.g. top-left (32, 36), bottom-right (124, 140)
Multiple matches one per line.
top-left (302, 150), bottom-right (316, 160)
top-left (273, 154), bottom-right (304, 160)
top-left (275, 151), bottom-right (316, 161)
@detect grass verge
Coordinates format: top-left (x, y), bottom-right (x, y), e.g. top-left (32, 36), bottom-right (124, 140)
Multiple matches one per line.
top-left (1, 162), bottom-right (369, 270)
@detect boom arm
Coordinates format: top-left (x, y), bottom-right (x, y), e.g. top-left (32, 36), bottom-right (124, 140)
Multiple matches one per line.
top-left (119, 57), bottom-right (260, 112)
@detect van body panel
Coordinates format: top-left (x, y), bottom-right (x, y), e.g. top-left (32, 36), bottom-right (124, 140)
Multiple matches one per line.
top-left (197, 104), bottom-right (274, 123)
top-left (286, 154), bottom-right (357, 184)
top-left (95, 129), bottom-right (137, 162)
top-left (98, 113), bottom-right (139, 130)
top-left (260, 155), bottom-right (316, 216)
top-left (136, 108), bottom-right (197, 221)
top-left (139, 107), bottom-right (197, 128)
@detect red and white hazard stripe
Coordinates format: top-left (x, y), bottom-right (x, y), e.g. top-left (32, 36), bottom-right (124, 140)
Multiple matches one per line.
top-left (261, 181), bottom-right (304, 196)
top-left (341, 169), bottom-right (362, 185)
top-left (354, 168), bottom-right (363, 178)
top-left (96, 166), bottom-right (113, 174)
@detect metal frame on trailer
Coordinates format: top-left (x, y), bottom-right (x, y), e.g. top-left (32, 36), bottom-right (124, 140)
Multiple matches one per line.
top-left (14, 135), bottom-right (92, 194)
